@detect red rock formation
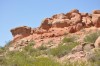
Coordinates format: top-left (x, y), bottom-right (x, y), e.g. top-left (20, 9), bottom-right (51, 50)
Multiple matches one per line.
top-left (10, 9), bottom-right (100, 47)
top-left (92, 10), bottom-right (100, 14)
top-left (11, 26), bottom-right (33, 41)
top-left (40, 18), bottom-right (52, 30)
top-left (92, 14), bottom-right (100, 27)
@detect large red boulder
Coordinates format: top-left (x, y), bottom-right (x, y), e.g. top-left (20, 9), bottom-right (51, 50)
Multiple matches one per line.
top-left (10, 26), bottom-right (32, 41)
top-left (82, 16), bottom-right (92, 28)
top-left (52, 19), bottom-right (70, 28)
top-left (92, 14), bottom-right (100, 27)
top-left (75, 23), bottom-right (83, 31)
top-left (70, 13), bottom-right (82, 25)
top-left (40, 18), bottom-right (52, 30)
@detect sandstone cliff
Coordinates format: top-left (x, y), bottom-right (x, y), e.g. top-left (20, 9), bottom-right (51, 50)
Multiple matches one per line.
top-left (10, 9), bottom-right (100, 48)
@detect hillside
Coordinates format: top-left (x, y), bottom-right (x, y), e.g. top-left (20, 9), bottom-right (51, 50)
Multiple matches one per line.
top-left (0, 9), bottom-right (100, 66)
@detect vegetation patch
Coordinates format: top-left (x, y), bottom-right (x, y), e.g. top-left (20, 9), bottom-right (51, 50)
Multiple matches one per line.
top-left (62, 37), bottom-right (75, 43)
top-left (48, 42), bottom-right (79, 58)
top-left (84, 31), bottom-right (100, 43)
top-left (33, 57), bottom-right (61, 66)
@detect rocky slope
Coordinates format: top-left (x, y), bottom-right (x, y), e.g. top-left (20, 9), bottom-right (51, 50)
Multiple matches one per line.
top-left (10, 9), bottom-right (100, 48)
top-left (0, 9), bottom-right (100, 65)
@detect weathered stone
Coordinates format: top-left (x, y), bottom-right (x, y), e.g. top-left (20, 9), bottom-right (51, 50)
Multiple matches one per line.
top-left (92, 14), bottom-right (100, 27)
top-left (52, 13), bottom-right (66, 19)
top-left (82, 16), bottom-right (92, 27)
top-left (81, 13), bottom-right (88, 17)
top-left (11, 26), bottom-right (32, 41)
top-left (92, 10), bottom-right (100, 14)
top-left (75, 23), bottom-right (83, 31)
top-left (70, 13), bottom-right (82, 25)
top-left (70, 9), bottom-right (79, 13)
top-left (34, 28), bottom-right (47, 34)
top-left (52, 19), bottom-right (70, 28)
top-left (94, 36), bottom-right (100, 48)
top-left (68, 26), bottom-right (76, 33)
top-left (40, 18), bottom-right (52, 30)
top-left (72, 45), bottom-right (83, 53)
top-left (10, 9), bottom-right (100, 50)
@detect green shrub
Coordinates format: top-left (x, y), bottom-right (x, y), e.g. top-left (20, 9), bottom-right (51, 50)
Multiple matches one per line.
top-left (64, 61), bottom-right (98, 66)
top-left (0, 46), bottom-right (5, 54)
top-left (24, 40), bottom-right (35, 53)
top-left (38, 45), bottom-right (47, 50)
top-left (28, 40), bottom-right (35, 46)
top-left (33, 57), bottom-right (61, 66)
top-left (62, 37), bottom-right (75, 43)
top-left (4, 51), bottom-right (34, 66)
top-left (86, 48), bottom-right (100, 62)
top-left (0, 56), bottom-right (7, 65)
top-left (48, 42), bottom-right (79, 58)
top-left (84, 31), bottom-right (100, 43)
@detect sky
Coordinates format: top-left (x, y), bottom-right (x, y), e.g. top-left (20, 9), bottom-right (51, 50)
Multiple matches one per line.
top-left (0, 0), bottom-right (100, 46)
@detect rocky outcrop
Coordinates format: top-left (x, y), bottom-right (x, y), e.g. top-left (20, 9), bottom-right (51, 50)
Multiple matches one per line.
top-left (92, 14), bottom-right (100, 27)
top-left (40, 18), bottom-right (52, 30)
top-left (10, 9), bottom-right (100, 47)
top-left (92, 10), bottom-right (100, 14)
top-left (11, 26), bottom-right (33, 41)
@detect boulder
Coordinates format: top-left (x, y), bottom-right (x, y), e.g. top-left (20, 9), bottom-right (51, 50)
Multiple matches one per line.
top-left (52, 13), bottom-right (66, 19)
top-left (72, 45), bottom-right (83, 53)
top-left (82, 16), bottom-right (93, 27)
top-left (94, 36), bottom-right (100, 48)
top-left (11, 26), bottom-right (32, 37)
top-left (40, 18), bottom-right (52, 30)
top-left (75, 23), bottom-right (83, 31)
top-left (34, 28), bottom-right (47, 34)
top-left (10, 26), bottom-right (32, 41)
top-left (92, 14), bottom-right (100, 27)
top-left (70, 9), bottom-right (79, 13)
top-left (52, 19), bottom-right (70, 28)
top-left (92, 10), bottom-right (100, 14)
top-left (81, 13), bottom-right (88, 17)
top-left (70, 13), bottom-right (82, 25)
top-left (68, 26), bottom-right (76, 33)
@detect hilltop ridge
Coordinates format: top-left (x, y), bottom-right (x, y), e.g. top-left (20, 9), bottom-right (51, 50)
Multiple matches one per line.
top-left (10, 9), bottom-right (100, 48)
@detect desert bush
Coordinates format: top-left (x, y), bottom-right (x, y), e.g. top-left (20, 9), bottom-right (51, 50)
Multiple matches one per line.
top-left (38, 44), bottom-right (47, 50)
top-left (62, 37), bottom-right (75, 43)
top-left (86, 48), bottom-right (100, 62)
top-left (64, 61), bottom-right (99, 66)
top-left (48, 42), bottom-right (79, 58)
top-left (4, 51), bottom-right (34, 66)
top-left (23, 40), bottom-right (36, 53)
top-left (84, 31), bottom-right (100, 43)
top-left (0, 56), bottom-right (7, 66)
top-left (0, 46), bottom-right (5, 54)
top-left (28, 40), bottom-right (35, 46)
top-left (33, 57), bottom-right (61, 66)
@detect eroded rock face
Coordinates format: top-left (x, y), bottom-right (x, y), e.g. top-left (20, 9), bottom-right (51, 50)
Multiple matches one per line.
top-left (82, 16), bottom-right (93, 28)
top-left (10, 9), bottom-right (100, 47)
top-left (70, 13), bottom-right (82, 25)
top-left (52, 19), bottom-right (70, 28)
top-left (11, 26), bottom-right (33, 41)
top-left (92, 14), bottom-right (100, 27)
top-left (40, 18), bottom-right (52, 30)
